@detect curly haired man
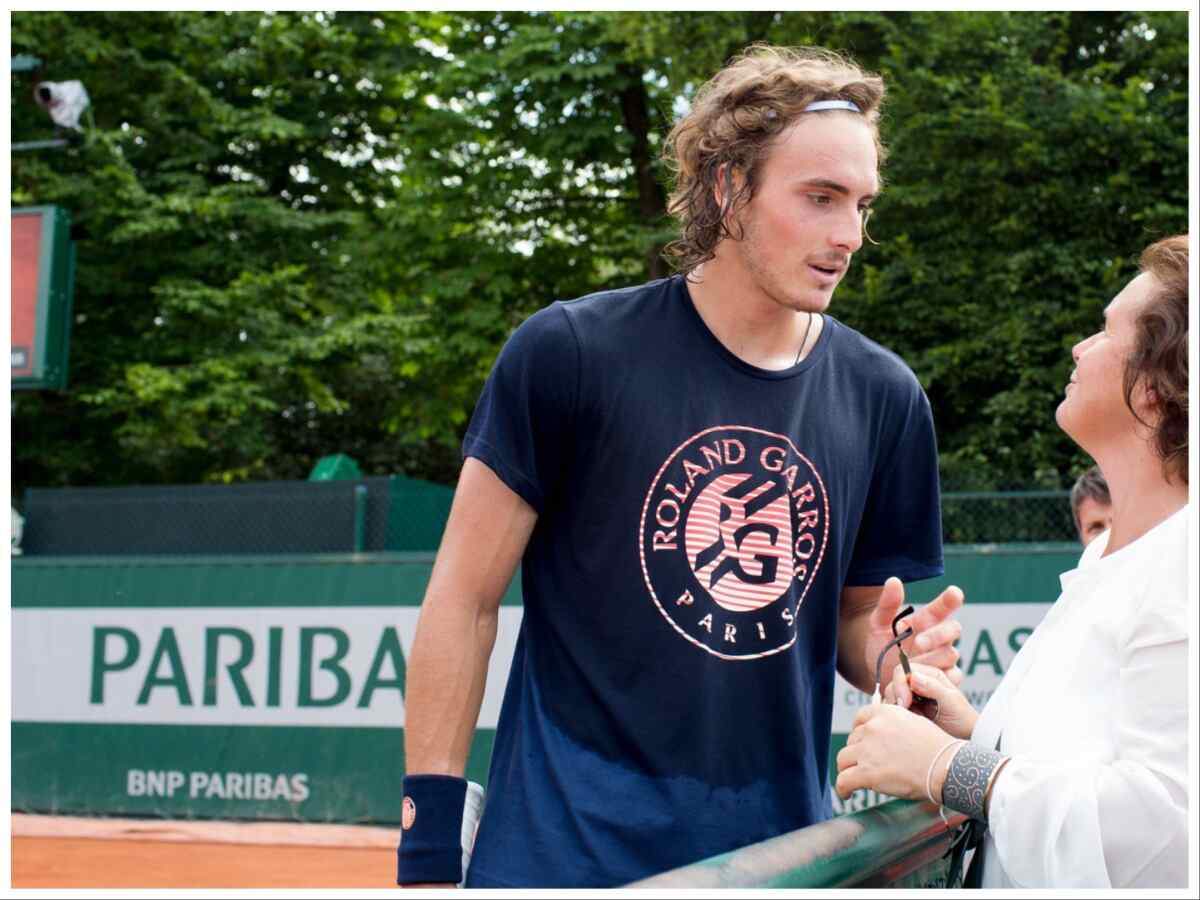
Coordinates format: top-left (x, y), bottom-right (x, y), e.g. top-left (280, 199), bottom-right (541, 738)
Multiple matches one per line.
top-left (398, 45), bottom-right (966, 888)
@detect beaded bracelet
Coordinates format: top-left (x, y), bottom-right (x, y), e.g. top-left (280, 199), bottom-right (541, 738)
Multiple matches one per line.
top-left (941, 742), bottom-right (1008, 823)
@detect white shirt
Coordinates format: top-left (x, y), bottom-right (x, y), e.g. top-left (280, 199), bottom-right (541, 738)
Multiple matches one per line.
top-left (971, 505), bottom-right (1189, 888)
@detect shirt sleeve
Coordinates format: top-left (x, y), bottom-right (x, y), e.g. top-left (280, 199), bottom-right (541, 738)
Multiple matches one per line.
top-left (462, 303), bottom-right (580, 514)
top-left (843, 378), bottom-right (943, 586)
top-left (984, 572), bottom-right (1189, 888)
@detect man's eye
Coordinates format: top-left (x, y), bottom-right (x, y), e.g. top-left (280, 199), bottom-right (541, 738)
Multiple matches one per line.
top-left (808, 194), bottom-right (832, 206)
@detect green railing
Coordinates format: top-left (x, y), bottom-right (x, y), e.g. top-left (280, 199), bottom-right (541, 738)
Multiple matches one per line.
top-left (629, 800), bottom-right (967, 888)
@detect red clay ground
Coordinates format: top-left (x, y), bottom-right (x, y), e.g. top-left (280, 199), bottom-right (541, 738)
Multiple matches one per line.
top-left (10, 814), bottom-right (400, 888)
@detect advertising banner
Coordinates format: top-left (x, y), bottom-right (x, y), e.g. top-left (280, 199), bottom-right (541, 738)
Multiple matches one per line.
top-left (11, 546), bottom-right (1076, 823)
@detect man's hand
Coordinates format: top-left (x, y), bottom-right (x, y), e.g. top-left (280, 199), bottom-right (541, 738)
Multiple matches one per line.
top-left (863, 576), bottom-right (964, 691)
top-left (841, 577), bottom-right (964, 694)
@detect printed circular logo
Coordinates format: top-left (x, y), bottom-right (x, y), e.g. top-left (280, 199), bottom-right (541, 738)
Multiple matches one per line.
top-left (402, 796), bottom-right (417, 830)
top-left (639, 426), bottom-right (830, 660)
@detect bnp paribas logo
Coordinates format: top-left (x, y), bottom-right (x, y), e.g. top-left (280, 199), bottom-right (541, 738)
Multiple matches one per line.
top-left (639, 426), bottom-right (830, 660)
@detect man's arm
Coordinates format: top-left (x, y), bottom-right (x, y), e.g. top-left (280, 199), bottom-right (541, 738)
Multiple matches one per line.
top-left (838, 578), bottom-right (964, 696)
top-left (404, 457), bottom-right (538, 777)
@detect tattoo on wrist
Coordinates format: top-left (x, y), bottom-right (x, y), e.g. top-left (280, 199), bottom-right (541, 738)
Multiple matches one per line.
top-left (941, 743), bottom-right (1006, 822)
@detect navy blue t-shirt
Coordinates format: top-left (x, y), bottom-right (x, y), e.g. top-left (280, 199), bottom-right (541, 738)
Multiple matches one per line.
top-left (461, 275), bottom-right (942, 887)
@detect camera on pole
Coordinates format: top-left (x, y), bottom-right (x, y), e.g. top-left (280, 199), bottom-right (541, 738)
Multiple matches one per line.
top-left (34, 80), bottom-right (91, 131)
top-left (11, 57), bottom-right (92, 151)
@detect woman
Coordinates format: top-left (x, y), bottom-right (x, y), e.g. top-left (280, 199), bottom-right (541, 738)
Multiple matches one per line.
top-left (834, 234), bottom-right (1189, 888)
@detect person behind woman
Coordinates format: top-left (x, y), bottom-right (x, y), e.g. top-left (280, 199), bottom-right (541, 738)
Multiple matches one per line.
top-left (1069, 464), bottom-right (1112, 545)
top-left (834, 234), bottom-right (1189, 888)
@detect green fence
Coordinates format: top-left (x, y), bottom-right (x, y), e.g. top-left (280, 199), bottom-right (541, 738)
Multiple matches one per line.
top-left (16, 480), bottom-right (1076, 555)
top-left (942, 490), bottom-right (1077, 543)
top-left (16, 475), bottom-right (454, 556)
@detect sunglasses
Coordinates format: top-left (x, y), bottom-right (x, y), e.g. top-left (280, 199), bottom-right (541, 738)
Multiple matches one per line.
top-left (874, 605), bottom-right (940, 720)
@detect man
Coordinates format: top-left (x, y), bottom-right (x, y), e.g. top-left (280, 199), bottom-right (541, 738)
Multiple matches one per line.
top-left (1069, 465), bottom-right (1112, 545)
top-left (398, 45), bottom-right (965, 888)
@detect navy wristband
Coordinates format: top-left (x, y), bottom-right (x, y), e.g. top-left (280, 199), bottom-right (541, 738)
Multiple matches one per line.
top-left (396, 774), bottom-right (468, 885)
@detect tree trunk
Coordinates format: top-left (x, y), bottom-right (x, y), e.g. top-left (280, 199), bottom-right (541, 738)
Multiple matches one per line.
top-left (617, 62), bottom-right (669, 280)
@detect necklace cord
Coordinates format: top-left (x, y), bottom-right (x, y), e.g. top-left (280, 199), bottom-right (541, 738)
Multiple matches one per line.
top-left (794, 312), bottom-right (819, 366)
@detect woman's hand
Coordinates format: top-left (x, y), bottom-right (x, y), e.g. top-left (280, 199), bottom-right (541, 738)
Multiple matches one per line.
top-left (884, 661), bottom-right (979, 740)
top-left (835, 703), bottom-right (959, 803)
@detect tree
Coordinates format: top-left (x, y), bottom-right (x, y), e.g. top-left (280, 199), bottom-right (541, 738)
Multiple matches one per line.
top-left (837, 11), bottom-right (1189, 487)
top-left (11, 11), bottom-right (431, 487)
top-left (10, 11), bottom-right (1189, 494)
top-left (357, 9), bottom-right (1191, 489)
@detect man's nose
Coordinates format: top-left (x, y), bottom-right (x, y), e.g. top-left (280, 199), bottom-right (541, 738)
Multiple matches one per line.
top-left (830, 208), bottom-right (864, 254)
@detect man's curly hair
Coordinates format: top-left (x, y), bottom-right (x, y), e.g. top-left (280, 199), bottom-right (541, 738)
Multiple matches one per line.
top-left (1125, 234), bottom-right (1189, 484)
top-left (663, 45), bottom-right (887, 274)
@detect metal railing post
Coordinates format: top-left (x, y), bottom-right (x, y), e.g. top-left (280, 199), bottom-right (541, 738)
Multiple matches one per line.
top-left (353, 485), bottom-right (368, 553)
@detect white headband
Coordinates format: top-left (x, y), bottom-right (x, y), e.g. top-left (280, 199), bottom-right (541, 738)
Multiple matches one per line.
top-left (803, 99), bottom-right (861, 113)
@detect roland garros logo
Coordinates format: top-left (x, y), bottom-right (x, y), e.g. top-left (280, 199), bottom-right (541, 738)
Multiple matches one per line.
top-left (639, 426), bottom-right (829, 660)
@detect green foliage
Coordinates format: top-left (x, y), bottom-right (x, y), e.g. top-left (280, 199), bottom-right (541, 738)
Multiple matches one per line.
top-left (12, 11), bottom-right (428, 486)
top-left (830, 11), bottom-right (1189, 487)
top-left (10, 11), bottom-right (1189, 494)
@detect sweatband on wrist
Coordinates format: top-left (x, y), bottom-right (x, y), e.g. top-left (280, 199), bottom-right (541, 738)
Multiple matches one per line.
top-left (941, 742), bottom-right (1007, 823)
top-left (396, 774), bottom-right (468, 885)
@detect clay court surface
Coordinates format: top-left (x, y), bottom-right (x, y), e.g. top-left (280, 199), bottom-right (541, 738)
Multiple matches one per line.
top-left (10, 813), bottom-right (400, 888)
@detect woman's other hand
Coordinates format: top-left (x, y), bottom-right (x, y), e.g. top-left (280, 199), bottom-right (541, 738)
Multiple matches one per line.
top-left (884, 661), bottom-right (978, 740)
top-left (835, 703), bottom-right (959, 802)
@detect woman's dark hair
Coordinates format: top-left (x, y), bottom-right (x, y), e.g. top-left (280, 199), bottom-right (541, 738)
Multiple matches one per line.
top-left (1124, 234), bottom-right (1189, 484)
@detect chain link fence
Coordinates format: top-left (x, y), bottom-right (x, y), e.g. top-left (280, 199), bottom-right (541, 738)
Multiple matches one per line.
top-left (14, 481), bottom-right (1078, 556)
top-left (15, 476), bottom-right (452, 556)
top-left (941, 490), bottom-right (1076, 544)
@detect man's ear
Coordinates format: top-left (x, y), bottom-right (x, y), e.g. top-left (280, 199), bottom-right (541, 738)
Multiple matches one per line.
top-left (713, 163), bottom-right (743, 220)
top-left (713, 162), bottom-right (730, 209)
